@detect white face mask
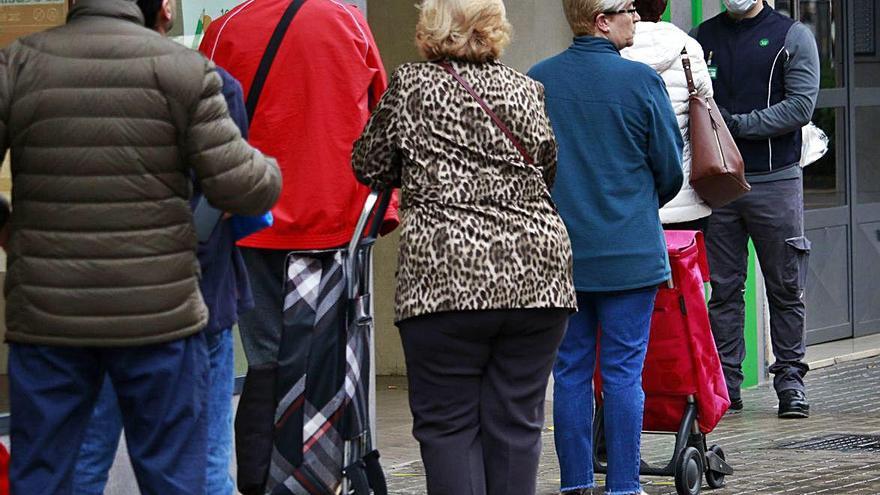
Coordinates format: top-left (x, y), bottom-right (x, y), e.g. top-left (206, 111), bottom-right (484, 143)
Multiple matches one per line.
top-left (723, 0), bottom-right (759, 15)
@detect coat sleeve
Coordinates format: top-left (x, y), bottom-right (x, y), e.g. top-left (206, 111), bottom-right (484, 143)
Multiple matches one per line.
top-left (362, 23), bottom-right (400, 235)
top-left (534, 83), bottom-right (559, 188)
top-left (351, 66), bottom-right (408, 190)
top-left (646, 73), bottom-right (685, 208)
top-left (187, 64), bottom-right (282, 216)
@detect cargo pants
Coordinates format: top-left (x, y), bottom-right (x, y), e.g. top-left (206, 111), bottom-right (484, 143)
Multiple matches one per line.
top-left (705, 174), bottom-right (811, 400)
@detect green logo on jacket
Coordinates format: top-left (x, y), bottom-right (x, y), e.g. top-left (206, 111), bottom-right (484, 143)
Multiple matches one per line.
top-left (759, 38), bottom-right (770, 47)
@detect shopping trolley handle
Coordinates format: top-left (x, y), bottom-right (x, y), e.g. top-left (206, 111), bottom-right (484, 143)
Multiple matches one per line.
top-left (346, 189), bottom-right (393, 300)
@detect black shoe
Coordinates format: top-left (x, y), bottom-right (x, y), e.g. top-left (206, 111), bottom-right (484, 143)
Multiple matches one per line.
top-left (727, 397), bottom-right (743, 414)
top-left (778, 389), bottom-right (810, 419)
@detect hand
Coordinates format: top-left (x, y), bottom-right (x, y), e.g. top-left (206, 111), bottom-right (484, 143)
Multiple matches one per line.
top-left (717, 105), bottom-right (739, 137)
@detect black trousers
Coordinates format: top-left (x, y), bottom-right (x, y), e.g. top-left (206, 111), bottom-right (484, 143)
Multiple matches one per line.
top-left (398, 308), bottom-right (569, 495)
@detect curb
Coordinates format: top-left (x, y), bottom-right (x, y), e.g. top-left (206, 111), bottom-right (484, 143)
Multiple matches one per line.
top-left (807, 348), bottom-right (880, 370)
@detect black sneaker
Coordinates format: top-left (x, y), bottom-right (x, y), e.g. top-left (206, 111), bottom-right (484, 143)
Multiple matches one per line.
top-left (778, 389), bottom-right (810, 419)
top-left (727, 397), bottom-right (743, 414)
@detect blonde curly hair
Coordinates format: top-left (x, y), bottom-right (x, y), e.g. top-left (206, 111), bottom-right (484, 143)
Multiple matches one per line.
top-left (415, 0), bottom-right (512, 63)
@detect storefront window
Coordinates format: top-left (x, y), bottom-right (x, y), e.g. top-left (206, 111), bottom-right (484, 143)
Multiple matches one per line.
top-left (778, 0), bottom-right (844, 89)
top-left (800, 0), bottom-right (844, 89)
top-left (804, 107), bottom-right (847, 209)
top-left (857, 106), bottom-right (880, 205)
top-left (854, 0), bottom-right (880, 87)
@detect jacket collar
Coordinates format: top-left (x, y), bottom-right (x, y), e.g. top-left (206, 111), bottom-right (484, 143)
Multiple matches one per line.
top-left (721, 1), bottom-right (772, 28)
top-left (68, 0), bottom-right (145, 26)
top-left (570, 36), bottom-right (620, 55)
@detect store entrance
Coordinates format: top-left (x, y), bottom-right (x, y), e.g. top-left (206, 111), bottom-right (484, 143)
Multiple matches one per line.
top-left (777, 0), bottom-right (880, 344)
top-left (852, 0), bottom-right (880, 337)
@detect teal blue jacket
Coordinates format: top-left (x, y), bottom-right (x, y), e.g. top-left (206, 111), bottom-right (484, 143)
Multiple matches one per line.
top-left (529, 36), bottom-right (683, 292)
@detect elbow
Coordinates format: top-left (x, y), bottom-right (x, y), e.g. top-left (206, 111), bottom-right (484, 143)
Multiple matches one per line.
top-left (783, 93), bottom-right (818, 131)
top-left (659, 173), bottom-right (684, 208)
top-left (352, 164), bottom-right (372, 188)
top-left (228, 158), bottom-right (283, 216)
top-left (794, 98), bottom-right (815, 127)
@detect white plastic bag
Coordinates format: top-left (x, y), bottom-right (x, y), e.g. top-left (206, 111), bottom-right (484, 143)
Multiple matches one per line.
top-left (800, 121), bottom-right (829, 168)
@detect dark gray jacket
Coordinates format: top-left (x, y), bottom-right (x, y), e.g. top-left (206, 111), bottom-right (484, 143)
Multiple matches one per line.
top-left (0, 0), bottom-right (282, 347)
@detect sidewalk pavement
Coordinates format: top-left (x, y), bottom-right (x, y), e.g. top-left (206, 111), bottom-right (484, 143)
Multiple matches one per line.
top-left (380, 356), bottom-right (880, 494)
top-left (4, 356), bottom-right (877, 494)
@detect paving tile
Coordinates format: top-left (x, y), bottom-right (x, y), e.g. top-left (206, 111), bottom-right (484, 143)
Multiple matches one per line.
top-left (386, 357), bottom-right (880, 494)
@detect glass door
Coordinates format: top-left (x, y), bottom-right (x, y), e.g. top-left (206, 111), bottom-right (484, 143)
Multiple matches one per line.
top-left (779, 0), bottom-right (854, 344)
top-left (852, 0), bottom-right (880, 337)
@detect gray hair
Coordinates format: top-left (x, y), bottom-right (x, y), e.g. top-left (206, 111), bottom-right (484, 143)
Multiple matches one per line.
top-left (562, 0), bottom-right (629, 36)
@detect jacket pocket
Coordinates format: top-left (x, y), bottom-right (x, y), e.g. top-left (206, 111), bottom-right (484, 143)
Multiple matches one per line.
top-left (784, 236), bottom-right (811, 295)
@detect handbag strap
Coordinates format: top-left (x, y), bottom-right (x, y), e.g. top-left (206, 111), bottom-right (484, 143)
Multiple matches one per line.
top-left (245, 0), bottom-right (308, 122)
top-left (680, 48), bottom-right (697, 96)
top-left (436, 61), bottom-right (535, 165)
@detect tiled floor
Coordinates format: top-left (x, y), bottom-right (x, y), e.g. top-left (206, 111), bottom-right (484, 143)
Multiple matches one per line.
top-left (4, 341), bottom-right (880, 494)
top-left (386, 356), bottom-right (880, 494)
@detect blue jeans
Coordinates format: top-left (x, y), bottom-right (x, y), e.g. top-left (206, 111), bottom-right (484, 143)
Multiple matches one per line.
top-left (553, 289), bottom-right (657, 495)
top-left (72, 329), bottom-right (235, 495)
top-left (9, 333), bottom-right (209, 495)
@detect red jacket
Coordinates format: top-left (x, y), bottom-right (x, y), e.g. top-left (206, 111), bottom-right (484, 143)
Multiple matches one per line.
top-left (200, 0), bottom-right (398, 250)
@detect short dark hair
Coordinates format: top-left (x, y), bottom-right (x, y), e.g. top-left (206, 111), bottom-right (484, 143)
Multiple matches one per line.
top-left (136, 0), bottom-right (162, 28)
top-left (635, 0), bottom-right (668, 22)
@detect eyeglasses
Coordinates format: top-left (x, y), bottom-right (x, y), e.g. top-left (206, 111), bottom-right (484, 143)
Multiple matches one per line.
top-left (602, 7), bottom-right (639, 16)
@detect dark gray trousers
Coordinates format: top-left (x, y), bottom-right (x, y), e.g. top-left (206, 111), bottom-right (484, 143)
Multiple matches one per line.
top-left (706, 175), bottom-right (811, 399)
top-left (238, 248), bottom-right (289, 367)
top-left (397, 308), bottom-right (569, 495)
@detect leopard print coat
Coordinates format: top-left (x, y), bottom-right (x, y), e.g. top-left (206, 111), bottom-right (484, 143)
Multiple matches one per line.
top-left (352, 60), bottom-right (577, 322)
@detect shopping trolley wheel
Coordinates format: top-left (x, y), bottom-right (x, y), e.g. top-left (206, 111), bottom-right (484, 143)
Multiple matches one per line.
top-left (675, 446), bottom-right (703, 495)
top-left (705, 445), bottom-right (727, 489)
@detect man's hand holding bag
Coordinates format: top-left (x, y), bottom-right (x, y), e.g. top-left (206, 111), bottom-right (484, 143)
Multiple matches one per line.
top-left (682, 49), bottom-right (750, 208)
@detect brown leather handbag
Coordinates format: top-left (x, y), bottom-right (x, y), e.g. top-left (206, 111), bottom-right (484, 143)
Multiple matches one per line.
top-left (682, 48), bottom-right (750, 208)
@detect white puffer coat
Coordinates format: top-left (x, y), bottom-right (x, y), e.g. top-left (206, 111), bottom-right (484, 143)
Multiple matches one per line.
top-left (622, 21), bottom-right (714, 224)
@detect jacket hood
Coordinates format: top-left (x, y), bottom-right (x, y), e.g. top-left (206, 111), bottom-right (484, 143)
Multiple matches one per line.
top-left (624, 21), bottom-right (691, 73)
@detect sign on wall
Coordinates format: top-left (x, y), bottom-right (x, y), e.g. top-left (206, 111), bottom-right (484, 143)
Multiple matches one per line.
top-left (0, 0), bottom-right (66, 48)
top-left (171, 0), bottom-right (243, 48)
top-left (171, 0), bottom-right (367, 48)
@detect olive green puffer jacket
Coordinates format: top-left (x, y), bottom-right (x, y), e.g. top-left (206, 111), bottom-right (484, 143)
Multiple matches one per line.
top-left (0, 0), bottom-right (282, 347)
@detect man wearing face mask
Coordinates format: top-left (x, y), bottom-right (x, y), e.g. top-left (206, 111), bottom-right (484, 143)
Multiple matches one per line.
top-left (694, 0), bottom-right (820, 419)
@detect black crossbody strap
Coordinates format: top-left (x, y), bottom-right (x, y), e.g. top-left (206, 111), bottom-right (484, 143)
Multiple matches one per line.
top-left (245, 0), bottom-right (308, 122)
